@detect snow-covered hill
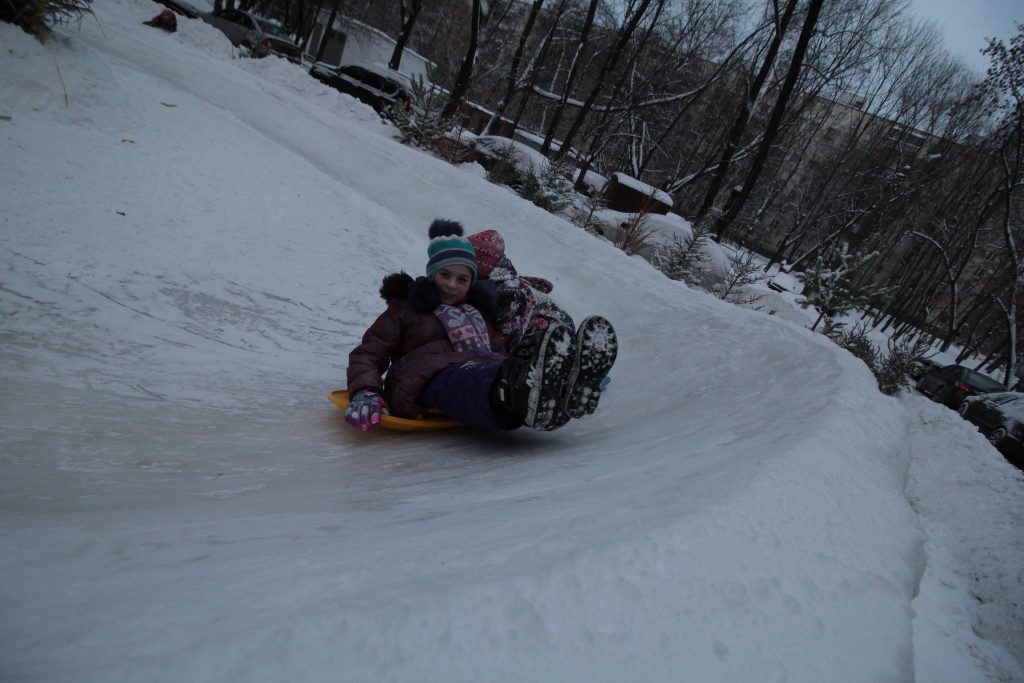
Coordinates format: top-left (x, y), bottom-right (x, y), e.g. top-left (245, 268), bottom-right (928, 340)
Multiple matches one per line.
top-left (1, 2), bottom-right (1021, 681)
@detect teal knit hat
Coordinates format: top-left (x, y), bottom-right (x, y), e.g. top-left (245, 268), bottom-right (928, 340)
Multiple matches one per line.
top-left (426, 219), bottom-right (477, 283)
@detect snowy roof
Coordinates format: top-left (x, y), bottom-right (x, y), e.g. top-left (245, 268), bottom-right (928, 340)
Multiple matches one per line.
top-left (610, 171), bottom-right (673, 207)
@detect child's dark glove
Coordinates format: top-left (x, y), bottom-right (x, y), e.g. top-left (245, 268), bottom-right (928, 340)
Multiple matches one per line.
top-left (345, 389), bottom-right (384, 431)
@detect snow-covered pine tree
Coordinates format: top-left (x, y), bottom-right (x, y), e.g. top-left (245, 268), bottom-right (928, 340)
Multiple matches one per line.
top-left (796, 244), bottom-right (886, 331)
top-left (714, 249), bottom-right (767, 307)
top-left (654, 218), bottom-right (711, 285)
top-left (386, 77), bottom-right (453, 150)
top-left (515, 158), bottom-right (575, 213)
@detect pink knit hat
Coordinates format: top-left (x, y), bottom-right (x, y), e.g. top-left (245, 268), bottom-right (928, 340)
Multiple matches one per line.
top-left (467, 229), bottom-right (505, 279)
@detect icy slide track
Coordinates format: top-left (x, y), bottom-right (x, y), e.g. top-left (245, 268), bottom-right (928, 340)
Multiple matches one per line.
top-left (1, 3), bottom-right (922, 680)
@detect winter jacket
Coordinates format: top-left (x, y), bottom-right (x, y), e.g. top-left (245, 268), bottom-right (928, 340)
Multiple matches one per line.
top-left (487, 255), bottom-right (576, 359)
top-left (346, 272), bottom-right (503, 418)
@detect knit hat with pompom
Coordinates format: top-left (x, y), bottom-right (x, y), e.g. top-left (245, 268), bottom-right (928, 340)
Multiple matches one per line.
top-left (426, 219), bottom-right (477, 283)
top-left (466, 229), bottom-right (506, 279)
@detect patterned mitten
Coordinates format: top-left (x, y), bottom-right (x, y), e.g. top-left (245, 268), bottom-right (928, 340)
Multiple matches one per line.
top-left (345, 389), bottom-right (384, 432)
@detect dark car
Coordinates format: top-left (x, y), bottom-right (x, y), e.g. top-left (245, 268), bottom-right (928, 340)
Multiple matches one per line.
top-left (309, 63), bottom-right (412, 112)
top-left (908, 357), bottom-right (943, 381)
top-left (958, 392), bottom-right (1024, 468)
top-left (916, 364), bottom-right (1005, 407)
top-left (201, 9), bottom-right (300, 62)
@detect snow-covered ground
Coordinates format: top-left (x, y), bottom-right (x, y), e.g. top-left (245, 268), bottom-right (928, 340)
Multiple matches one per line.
top-left (1, 2), bottom-right (1022, 681)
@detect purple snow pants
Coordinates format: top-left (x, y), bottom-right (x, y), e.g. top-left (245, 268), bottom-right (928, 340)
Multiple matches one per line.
top-left (419, 358), bottom-right (520, 430)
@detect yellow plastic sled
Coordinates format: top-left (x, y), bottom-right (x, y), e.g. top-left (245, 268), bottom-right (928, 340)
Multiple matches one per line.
top-left (329, 390), bottom-right (463, 432)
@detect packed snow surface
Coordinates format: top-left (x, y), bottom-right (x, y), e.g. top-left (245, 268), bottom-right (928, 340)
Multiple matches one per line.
top-left (1, 2), bottom-right (1022, 681)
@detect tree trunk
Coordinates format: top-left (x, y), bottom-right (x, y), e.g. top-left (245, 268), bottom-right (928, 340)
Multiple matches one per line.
top-left (442, 0), bottom-right (482, 120)
top-left (540, 0), bottom-right (600, 157)
top-left (484, 0), bottom-right (544, 135)
top-left (713, 0), bottom-right (825, 242)
top-left (810, 310), bottom-right (826, 331)
top-left (569, 0), bottom-right (666, 188)
top-left (388, 0), bottom-right (423, 71)
top-left (694, 0), bottom-right (798, 225)
top-left (511, 0), bottom-right (571, 131)
top-left (552, 0), bottom-right (656, 163)
top-left (635, 25), bottom-right (767, 180)
top-left (314, 0), bottom-right (341, 64)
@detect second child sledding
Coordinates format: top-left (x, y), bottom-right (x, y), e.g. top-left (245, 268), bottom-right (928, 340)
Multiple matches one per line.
top-left (344, 219), bottom-right (617, 433)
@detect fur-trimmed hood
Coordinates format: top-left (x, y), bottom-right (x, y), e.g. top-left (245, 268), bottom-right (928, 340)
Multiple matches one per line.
top-left (379, 271), bottom-right (499, 318)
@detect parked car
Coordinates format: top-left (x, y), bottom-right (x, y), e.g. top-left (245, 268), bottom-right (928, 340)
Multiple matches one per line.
top-left (201, 9), bottom-right (300, 62)
top-left (916, 364), bottom-right (1005, 407)
top-left (958, 392), bottom-right (1024, 468)
top-left (309, 63), bottom-right (412, 112)
top-left (908, 356), bottom-right (943, 381)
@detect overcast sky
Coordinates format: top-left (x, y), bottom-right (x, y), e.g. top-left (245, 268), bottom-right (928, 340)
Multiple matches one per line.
top-left (908, 0), bottom-right (1022, 76)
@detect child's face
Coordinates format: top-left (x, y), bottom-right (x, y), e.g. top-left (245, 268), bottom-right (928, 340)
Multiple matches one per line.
top-left (434, 265), bottom-right (473, 305)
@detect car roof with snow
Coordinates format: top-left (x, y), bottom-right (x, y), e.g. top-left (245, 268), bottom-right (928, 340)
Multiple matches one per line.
top-left (342, 62), bottom-right (414, 90)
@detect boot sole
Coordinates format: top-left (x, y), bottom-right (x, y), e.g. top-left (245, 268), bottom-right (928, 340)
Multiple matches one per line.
top-left (525, 325), bottom-right (574, 431)
top-left (564, 316), bottom-right (618, 419)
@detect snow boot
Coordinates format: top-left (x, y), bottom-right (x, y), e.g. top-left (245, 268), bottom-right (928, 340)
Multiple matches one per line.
top-left (492, 324), bottom-right (574, 431)
top-left (563, 316), bottom-right (618, 419)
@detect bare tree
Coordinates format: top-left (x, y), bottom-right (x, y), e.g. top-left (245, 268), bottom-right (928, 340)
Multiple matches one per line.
top-left (712, 0), bottom-right (825, 241)
top-left (693, 0), bottom-right (799, 226)
top-left (442, 0), bottom-right (482, 119)
top-left (510, 0), bottom-right (573, 132)
top-left (976, 25), bottom-right (1024, 385)
top-left (633, 6), bottom-right (767, 180)
top-left (539, 0), bottom-right (601, 156)
top-left (483, 0), bottom-right (545, 135)
top-left (550, 0), bottom-right (659, 161)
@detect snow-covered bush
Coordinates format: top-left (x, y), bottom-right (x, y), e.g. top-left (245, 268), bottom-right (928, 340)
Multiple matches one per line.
top-left (515, 158), bottom-right (576, 213)
top-left (614, 212), bottom-right (656, 256)
top-left (653, 217), bottom-right (711, 285)
top-left (877, 337), bottom-right (931, 395)
top-left (827, 322), bottom-right (929, 396)
top-left (651, 218), bottom-right (767, 305)
top-left (569, 193), bottom-right (608, 235)
top-left (479, 139), bottom-right (520, 186)
top-left (473, 136), bottom-right (576, 214)
top-left (828, 323), bottom-right (882, 373)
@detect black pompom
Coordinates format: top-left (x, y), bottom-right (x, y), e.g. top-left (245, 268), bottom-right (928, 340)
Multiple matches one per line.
top-left (379, 271), bottom-right (413, 302)
top-left (428, 218), bottom-right (464, 239)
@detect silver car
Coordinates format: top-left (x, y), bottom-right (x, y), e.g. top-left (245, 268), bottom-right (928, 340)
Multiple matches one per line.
top-left (308, 63), bottom-right (413, 112)
top-left (202, 9), bottom-right (300, 62)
